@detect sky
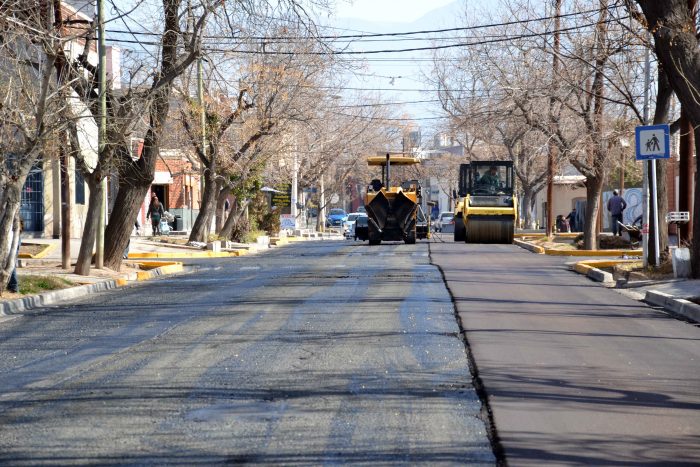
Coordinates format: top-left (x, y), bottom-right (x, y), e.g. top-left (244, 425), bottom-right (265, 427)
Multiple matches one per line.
top-left (328, 0), bottom-right (467, 139)
top-left (334, 0), bottom-right (459, 23)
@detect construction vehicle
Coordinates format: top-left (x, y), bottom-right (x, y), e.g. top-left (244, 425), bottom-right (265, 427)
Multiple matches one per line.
top-left (364, 153), bottom-right (425, 245)
top-left (453, 161), bottom-right (517, 244)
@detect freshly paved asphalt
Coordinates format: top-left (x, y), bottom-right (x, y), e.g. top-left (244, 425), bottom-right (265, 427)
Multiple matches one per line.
top-left (430, 237), bottom-right (700, 466)
top-left (0, 240), bottom-right (493, 465)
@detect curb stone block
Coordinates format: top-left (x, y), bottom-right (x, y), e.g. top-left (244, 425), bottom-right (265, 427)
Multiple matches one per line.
top-left (644, 290), bottom-right (700, 323)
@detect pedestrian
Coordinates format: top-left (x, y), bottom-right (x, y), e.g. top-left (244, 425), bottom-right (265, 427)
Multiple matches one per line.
top-left (5, 215), bottom-right (22, 294)
top-left (147, 195), bottom-right (164, 236)
top-left (565, 207), bottom-right (578, 232)
top-left (607, 189), bottom-right (627, 236)
top-left (556, 214), bottom-right (568, 233)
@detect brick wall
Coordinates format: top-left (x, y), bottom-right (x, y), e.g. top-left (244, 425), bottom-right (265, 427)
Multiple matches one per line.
top-left (154, 156), bottom-right (200, 210)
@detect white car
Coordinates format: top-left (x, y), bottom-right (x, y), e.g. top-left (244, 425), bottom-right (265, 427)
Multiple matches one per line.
top-left (436, 211), bottom-right (455, 232)
top-left (343, 212), bottom-right (365, 239)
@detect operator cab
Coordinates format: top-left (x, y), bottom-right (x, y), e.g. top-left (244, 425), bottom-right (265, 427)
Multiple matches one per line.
top-left (459, 161), bottom-right (514, 197)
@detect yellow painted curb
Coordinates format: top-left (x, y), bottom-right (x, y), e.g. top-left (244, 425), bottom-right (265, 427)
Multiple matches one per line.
top-left (573, 258), bottom-right (640, 276)
top-left (573, 262), bottom-right (593, 275)
top-left (135, 261), bottom-right (183, 281)
top-left (19, 242), bottom-right (57, 259)
top-left (127, 251), bottom-right (236, 259)
top-left (515, 232), bottom-right (580, 239)
top-left (545, 249), bottom-right (643, 256)
top-left (513, 239), bottom-right (544, 254)
top-left (577, 259), bottom-right (642, 269)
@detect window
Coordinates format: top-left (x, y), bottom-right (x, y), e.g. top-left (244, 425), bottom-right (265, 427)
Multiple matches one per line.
top-left (75, 169), bottom-right (85, 205)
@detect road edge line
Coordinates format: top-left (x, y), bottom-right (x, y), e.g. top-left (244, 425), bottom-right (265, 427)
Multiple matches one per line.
top-left (427, 242), bottom-right (506, 466)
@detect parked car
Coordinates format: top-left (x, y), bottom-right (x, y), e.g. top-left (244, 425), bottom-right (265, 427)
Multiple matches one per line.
top-left (343, 212), bottom-right (365, 238)
top-left (436, 211), bottom-right (455, 233)
top-left (326, 208), bottom-right (348, 228)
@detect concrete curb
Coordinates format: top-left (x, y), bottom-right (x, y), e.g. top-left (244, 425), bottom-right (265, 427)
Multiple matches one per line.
top-left (514, 238), bottom-right (641, 257)
top-left (127, 251), bottom-right (238, 259)
top-left (515, 232), bottom-right (580, 239)
top-left (0, 262), bottom-right (184, 317)
top-left (514, 239), bottom-right (544, 254)
top-left (571, 262), bottom-right (614, 284)
top-left (645, 290), bottom-right (700, 323)
top-left (0, 279), bottom-right (122, 316)
top-left (570, 259), bottom-right (640, 285)
top-left (545, 248), bottom-right (642, 257)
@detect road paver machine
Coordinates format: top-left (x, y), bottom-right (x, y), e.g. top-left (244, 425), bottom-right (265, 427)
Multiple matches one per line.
top-left (453, 161), bottom-right (518, 244)
top-left (365, 153), bottom-right (427, 245)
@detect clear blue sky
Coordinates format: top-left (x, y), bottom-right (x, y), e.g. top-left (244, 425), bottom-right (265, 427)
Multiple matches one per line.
top-left (335, 0), bottom-right (458, 23)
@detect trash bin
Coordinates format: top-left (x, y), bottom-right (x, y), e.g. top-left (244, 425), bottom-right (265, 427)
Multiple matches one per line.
top-left (174, 215), bottom-right (183, 231)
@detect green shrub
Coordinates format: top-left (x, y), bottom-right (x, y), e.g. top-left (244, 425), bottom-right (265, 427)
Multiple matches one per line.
top-left (18, 275), bottom-right (74, 295)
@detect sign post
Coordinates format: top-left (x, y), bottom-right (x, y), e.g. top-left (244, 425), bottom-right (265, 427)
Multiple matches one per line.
top-left (635, 124), bottom-right (670, 267)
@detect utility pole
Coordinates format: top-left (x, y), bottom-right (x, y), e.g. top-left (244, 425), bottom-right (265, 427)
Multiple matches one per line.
top-left (196, 54), bottom-right (207, 234)
top-left (679, 109), bottom-right (694, 244)
top-left (642, 41), bottom-right (651, 267)
top-left (679, 0), bottom-right (696, 244)
top-left (291, 130), bottom-right (298, 229)
top-left (60, 139), bottom-right (71, 269)
top-left (547, 0), bottom-right (562, 237)
top-left (95, 0), bottom-right (106, 269)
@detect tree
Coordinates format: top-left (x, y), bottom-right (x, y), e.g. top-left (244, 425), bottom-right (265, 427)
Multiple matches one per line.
top-left (0, 1), bottom-right (72, 291)
top-left (628, 1), bottom-right (700, 276)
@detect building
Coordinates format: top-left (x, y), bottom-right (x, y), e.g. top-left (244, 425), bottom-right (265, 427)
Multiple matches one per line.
top-left (142, 150), bottom-right (201, 233)
top-left (19, 1), bottom-right (120, 239)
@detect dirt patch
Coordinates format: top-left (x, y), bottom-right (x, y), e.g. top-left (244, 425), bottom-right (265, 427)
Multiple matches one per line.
top-left (158, 237), bottom-right (189, 246)
top-left (528, 237), bottom-right (578, 251)
top-left (19, 244), bottom-right (49, 257)
top-left (614, 260), bottom-right (675, 281)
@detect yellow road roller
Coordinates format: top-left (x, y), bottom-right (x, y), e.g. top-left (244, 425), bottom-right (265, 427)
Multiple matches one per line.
top-left (365, 153), bottom-right (424, 245)
top-left (453, 161), bottom-right (518, 244)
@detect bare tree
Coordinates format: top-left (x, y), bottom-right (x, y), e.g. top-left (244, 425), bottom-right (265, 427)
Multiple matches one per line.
top-left (0, 1), bottom-right (73, 291)
top-left (628, 0), bottom-right (700, 276)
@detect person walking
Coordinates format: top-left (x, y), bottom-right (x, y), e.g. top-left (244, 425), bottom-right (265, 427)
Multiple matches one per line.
top-left (147, 195), bottom-right (164, 236)
top-left (565, 207), bottom-right (578, 232)
top-left (607, 190), bottom-right (627, 236)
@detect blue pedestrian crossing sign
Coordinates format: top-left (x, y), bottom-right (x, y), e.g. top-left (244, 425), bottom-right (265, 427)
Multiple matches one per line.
top-left (635, 124), bottom-right (670, 160)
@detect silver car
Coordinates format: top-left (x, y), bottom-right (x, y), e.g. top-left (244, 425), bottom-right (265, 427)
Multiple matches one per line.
top-left (436, 212), bottom-right (454, 233)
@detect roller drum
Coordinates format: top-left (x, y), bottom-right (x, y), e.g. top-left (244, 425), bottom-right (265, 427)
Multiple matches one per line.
top-left (466, 216), bottom-right (514, 244)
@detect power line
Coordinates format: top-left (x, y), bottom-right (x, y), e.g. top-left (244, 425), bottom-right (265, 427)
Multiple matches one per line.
top-left (105, 5), bottom-right (622, 42)
top-left (105, 17), bottom-right (629, 56)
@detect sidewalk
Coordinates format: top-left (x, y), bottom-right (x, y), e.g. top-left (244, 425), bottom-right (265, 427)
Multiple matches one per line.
top-left (0, 235), bottom-right (242, 315)
top-left (1, 232), bottom-right (344, 316)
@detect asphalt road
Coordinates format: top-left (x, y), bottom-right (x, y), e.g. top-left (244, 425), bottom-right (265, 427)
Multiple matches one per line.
top-left (430, 237), bottom-right (700, 466)
top-left (0, 240), bottom-right (494, 465)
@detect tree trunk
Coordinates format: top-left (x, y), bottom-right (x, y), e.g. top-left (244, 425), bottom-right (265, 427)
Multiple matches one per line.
top-left (219, 197), bottom-right (250, 240)
top-left (583, 176), bottom-right (603, 250)
top-left (74, 174), bottom-right (104, 275)
top-left (0, 199), bottom-right (21, 291)
top-left (189, 169), bottom-right (217, 242)
top-left (690, 129), bottom-right (700, 279)
top-left (215, 186), bottom-right (227, 234)
top-left (104, 178), bottom-right (150, 271)
top-left (521, 186), bottom-right (537, 229)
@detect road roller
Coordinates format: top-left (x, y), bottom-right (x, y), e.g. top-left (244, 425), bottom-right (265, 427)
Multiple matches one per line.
top-left (364, 153), bottom-right (422, 245)
top-left (453, 161), bottom-right (517, 244)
